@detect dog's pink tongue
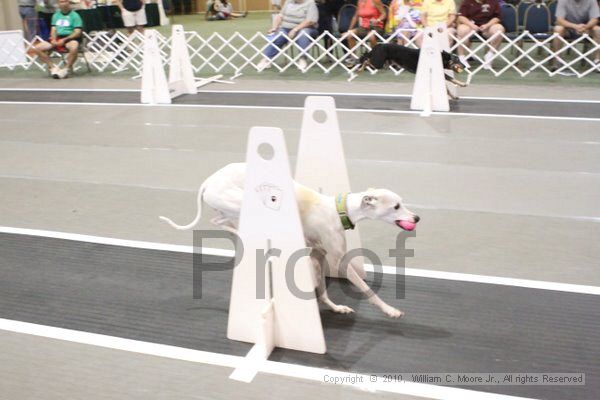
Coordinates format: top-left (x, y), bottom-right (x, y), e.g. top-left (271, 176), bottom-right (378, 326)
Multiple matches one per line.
top-left (397, 220), bottom-right (416, 231)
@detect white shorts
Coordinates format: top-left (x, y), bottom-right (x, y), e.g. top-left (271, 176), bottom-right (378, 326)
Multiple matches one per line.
top-left (122, 8), bottom-right (147, 27)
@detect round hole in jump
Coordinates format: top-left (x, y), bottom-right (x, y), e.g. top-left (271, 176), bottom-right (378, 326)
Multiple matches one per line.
top-left (257, 142), bottom-right (275, 160)
top-left (312, 109), bottom-right (328, 124)
top-left (437, 27), bottom-right (443, 33)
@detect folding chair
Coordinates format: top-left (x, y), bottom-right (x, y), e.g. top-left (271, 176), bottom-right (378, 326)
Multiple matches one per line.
top-left (517, 0), bottom-right (533, 29)
top-left (501, 4), bottom-right (520, 39)
top-left (337, 4), bottom-right (357, 35)
top-left (335, 4), bottom-right (357, 57)
top-left (547, 0), bottom-right (557, 26)
top-left (524, 3), bottom-right (552, 39)
top-left (50, 36), bottom-right (92, 74)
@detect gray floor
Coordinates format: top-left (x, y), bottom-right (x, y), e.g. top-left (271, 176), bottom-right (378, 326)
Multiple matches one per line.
top-left (0, 76), bottom-right (599, 400)
top-left (2, 89), bottom-right (600, 119)
top-left (1, 233), bottom-right (599, 400)
top-left (1, 330), bottom-right (421, 400)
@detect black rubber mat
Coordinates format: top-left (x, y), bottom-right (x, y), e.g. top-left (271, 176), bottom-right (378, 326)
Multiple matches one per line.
top-left (1, 89), bottom-right (598, 119)
top-left (1, 233), bottom-right (599, 399)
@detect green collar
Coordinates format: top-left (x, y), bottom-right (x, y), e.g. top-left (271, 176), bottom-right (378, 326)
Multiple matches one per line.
top-left (336, 193), bottom-right (355, 230)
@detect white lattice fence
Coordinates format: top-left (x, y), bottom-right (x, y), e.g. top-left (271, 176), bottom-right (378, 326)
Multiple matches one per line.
top-left (5, 28), bottom-right (600, 78)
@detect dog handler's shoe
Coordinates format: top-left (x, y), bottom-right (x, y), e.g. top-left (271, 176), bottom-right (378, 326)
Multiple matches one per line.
top-left (256, 58), bottom-right (272, 71)
top-left (483, 51), bottom-right (494, 70)
top-left (458, 55), bottom-right (470, 69)
top-left (57, 68), bottom-right (68, 79)
top-left (50, 65), bottom-right (60, 79)
top-left (297, 57), bottom-right (308, 72)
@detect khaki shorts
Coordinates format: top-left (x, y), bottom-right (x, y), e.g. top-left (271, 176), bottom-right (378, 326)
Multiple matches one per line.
top-left (355, 26), bottom-right (385, 38)
top-left (122, 8), bottom-right (147, 27)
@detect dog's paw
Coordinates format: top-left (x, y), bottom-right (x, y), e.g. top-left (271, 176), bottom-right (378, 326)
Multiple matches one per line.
top-left (332, 304), bottom-right (355, 314)
top-left (382, 305), bottom-right (405, 319)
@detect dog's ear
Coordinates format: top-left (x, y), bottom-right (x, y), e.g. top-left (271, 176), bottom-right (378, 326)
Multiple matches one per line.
top-left (361, 195), bottom-right (378, 208)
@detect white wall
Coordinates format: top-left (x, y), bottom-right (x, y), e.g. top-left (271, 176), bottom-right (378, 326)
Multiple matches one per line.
top-left (1, 1), bottom-right (22, 31)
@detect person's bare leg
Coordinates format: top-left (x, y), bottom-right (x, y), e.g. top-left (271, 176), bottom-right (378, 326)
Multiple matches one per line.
top-left (447, 26), bottom-right (456, 47)
top-left (551, 25), bottom-right (566, 68)
top-left (33, 41), bottom-right (54, 68)
top-left (591, 25), bottom-right (600, 62)
top-left (414, 30), bottom-right (423, 47)
top-left (65, 40), bottom-right (79, 70)
top-left (456, 23), bottom-right (472, 57)
top-left (136, 25), bottom-right (144, 34)
top-left (487, 23), bottom-right (505, 50)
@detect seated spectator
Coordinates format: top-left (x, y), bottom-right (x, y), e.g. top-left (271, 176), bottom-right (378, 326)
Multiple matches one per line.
top-left (345, 0), bottom-right (386, 65)
top-left (256, 0), bottom-right (319, 72)
top-left (551, 0), bottom-right (599, 71)
top-left (456, 0), bottom-right (504, 69)
top-left (31, 0), bottom-right (83, 79)
top-left (388, 0), bottom-right (424, 46)
top-left (421, 0), bottom-right (456, 45)
top-left (114, 0), bottom-right (146, 34)
top-left (206, 0), bottom-right (248, 20)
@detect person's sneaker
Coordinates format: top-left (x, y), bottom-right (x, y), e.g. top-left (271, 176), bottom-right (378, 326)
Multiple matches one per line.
top-left (57, 68), bottom-right (68, 79)
top-left (297, 57), bottom-right (308, 72)
top-left (50, 65), bottom-right (60, 79)
top-left (482, 51), bottom-right (494, 70)
top-left (458, 55), bottom-right (470, 69)
top-left (256, 58), bottom-right (271, 71)
top-left (343, 56), bottom-right (358, 68)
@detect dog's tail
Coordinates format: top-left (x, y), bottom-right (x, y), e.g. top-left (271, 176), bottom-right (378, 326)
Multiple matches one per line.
top-left (159, 182), bottom-right (207, 230)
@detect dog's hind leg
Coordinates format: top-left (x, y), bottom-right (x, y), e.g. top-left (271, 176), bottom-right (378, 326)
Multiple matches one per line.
top-left (345, 261), bottom-right (404, 318)
top-left (210, 212), bottom-right (238, 234)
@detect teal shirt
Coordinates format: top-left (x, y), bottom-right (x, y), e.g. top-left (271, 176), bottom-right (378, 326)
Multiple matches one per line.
top-left (51, 10), bottom-right (83, 37)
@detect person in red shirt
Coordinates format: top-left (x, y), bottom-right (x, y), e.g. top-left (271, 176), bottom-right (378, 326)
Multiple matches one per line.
top-left (345, 0), bottom-right (387, 66)
top-left (456, 0), bottom-right (504, 69)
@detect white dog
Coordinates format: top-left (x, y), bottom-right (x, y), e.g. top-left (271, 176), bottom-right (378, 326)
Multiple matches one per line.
top-left (160, 163), bottom-right (419, 318)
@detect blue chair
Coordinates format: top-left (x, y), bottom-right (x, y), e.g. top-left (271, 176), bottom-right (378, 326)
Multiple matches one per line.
top-left (517, 0), bottom-right (532, 28)
top-left (548, 0), bottom-right (557, 26)
top-left (524, 3), bottom-right (552, 39)
top-left (337, 4), bottom-right (357, 35)
top-left (501, 3), bottom-right (520, 39)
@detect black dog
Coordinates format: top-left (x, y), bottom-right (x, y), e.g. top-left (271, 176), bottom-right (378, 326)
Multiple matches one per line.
top-left (357, 43), bottom-right (467, 89)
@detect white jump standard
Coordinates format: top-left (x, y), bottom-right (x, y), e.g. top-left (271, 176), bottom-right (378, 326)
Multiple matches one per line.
top-left (141, 25), bottom-right (231, 104)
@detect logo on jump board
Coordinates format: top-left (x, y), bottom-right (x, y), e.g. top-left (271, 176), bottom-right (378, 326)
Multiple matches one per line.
top-left (255, 183), bottom-right (283, 211)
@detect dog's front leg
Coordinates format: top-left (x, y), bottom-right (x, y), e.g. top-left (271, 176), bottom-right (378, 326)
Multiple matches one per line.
top-left (345, 262), bottom-right (404, 318)
top-left (445, 74), bottom-right (467, 87)
top-left (311, 254), bottom-right (354, 314)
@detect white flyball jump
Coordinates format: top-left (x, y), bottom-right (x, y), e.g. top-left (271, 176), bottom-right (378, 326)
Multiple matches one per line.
top-left (410, 27), bottom-right (450, 115)
top-left (434, 23), bottom-right (459, 100)
top-left (141, 26), bottom-right (230, 104)
top-left (228, 127), bottom-right (326, 382)
top-left (295, 96), bottom-right (366, 279)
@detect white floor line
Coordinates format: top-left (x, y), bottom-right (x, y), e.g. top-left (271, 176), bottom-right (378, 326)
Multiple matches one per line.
top-left (2, 87), bottom-right (599, 104)
top-left (0, 101), bottom-right (598, 122)
top-left (0, 318), bottom-right (534, 400)
top-left (1, 226), bottom-right (598, 296)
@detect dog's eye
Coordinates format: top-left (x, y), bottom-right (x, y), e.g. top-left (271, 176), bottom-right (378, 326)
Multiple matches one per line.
top-left (394, 203), bottom-right (400, 210)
